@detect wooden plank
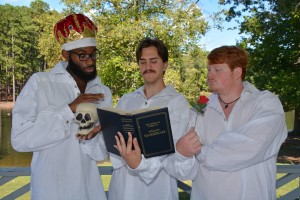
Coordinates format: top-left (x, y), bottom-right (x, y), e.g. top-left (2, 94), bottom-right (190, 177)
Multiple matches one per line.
top-left (0, 167), bottom-right (30, 176)
top-left (98, 166), bottom-right (113, 175)
top-left (276, 173), bottom-right (300, 188)
top-left (2, 183), bottom-right (30, 200)
top-left (0, 165), bottom-right (299, 199)
top-left (277, 187), bottom-right (300, 200)
top-left (0, 176), bottom-right (15, 186)
top-left (177, 180), bottom-right (191, 195)
top-left (277, 165), bottom-right (300, 174)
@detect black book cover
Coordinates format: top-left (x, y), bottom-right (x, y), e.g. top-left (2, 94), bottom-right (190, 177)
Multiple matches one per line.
top-left (97, 107), bottom-right (174, 158)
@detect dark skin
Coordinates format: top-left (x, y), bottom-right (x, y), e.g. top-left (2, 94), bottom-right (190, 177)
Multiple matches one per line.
top-left (62, 46), bottom-right (104, 140)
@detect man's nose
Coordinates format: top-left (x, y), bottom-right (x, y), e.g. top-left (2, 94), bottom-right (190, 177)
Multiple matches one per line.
top-left (207, 70), bottom-right (213, 77)
top-left (145, 61), bottom-right (153, 69)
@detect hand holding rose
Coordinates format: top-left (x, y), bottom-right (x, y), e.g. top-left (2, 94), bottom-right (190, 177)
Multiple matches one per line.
top-left (176, 128), bottom-right (201, 157)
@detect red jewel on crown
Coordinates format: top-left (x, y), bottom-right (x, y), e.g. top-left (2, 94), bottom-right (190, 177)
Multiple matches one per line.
top-left (53, 13), bottom-right (97, 45)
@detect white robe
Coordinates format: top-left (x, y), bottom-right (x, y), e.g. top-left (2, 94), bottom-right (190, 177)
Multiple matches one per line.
top-left (108, 86), bottom-right (190, 200)
top-left (11, 61), bottom-right (112, 200)
top-left (165, 81), bottom-right (287, 200)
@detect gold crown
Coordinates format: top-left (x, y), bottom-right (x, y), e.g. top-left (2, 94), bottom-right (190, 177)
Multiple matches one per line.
top-left (54, 13), bottom-right (97, 46)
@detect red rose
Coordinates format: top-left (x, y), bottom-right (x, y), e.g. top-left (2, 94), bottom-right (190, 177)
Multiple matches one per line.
top-left (191, 94), bottom-right (209, 128)
top-left (198, 95), bottom-right (209, 104)
top-left (191, 95), bottom-right (209, 115)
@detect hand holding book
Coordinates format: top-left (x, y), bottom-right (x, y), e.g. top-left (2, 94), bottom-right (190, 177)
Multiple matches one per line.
top-left (114, 132), bottom-right (142, 169)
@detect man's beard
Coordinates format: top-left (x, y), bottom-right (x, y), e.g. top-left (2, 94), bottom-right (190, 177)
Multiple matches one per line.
top-left (67, 57), bottom-right (97, 82)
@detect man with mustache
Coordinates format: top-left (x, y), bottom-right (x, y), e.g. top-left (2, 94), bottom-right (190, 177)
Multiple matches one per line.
top-left (165, 45), bottom-right (287, 200)
top-left (11, 13), bottom-right (112, 200)
top-left (108, 38), bottom-right (190, 200)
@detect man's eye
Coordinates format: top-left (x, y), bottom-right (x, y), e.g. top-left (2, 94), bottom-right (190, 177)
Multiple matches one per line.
top-left (79, 54), bottom-right (89, 59)
top-left (91, 53), bottom-right (97, 59)
top-left (151, 60), bottom-right (157, 64)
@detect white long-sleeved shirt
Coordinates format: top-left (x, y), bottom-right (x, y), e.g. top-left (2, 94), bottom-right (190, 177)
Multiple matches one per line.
top-left (108, 86), bottom-right (190, 200)
top-left (165, 81), bottom-right (287, 200)
top-left (11, 61), bottom-right (112, 200)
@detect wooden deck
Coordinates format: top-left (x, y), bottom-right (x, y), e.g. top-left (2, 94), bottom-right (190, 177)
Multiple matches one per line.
top-left (0, 165), bottom-right (299, 200)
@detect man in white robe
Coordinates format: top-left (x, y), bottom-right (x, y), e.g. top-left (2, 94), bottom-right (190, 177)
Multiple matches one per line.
top-left (165, 45), bottom-right (287, 200)
top-left (11, 13), bottom-right (111, 200)
top-left (108, 38), bottom-right (190, 200)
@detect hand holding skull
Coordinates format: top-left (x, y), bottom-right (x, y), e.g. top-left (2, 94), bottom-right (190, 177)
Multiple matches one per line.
top-left (69, 93), bottom-right (104, 113)
top-left (77, 125), bottom-right (101, 140)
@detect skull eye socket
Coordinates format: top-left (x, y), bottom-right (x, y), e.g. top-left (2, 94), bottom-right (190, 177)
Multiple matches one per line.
top-left (76, 113), bottom-right (83, 121)
top-left (84, 113), bottom-right (92, 121)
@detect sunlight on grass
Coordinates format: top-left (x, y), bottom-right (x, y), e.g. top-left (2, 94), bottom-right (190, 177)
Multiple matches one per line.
top-left (276, 173), bottom-right (300, 198)
top-left (0, 176), bottom-right (31, 200)
top-left (276, 163), bottom-right (300, 198)
top-left (178, 180), bottom-right (192, 200)
top-left (285, 110), bottom-right (295, 131)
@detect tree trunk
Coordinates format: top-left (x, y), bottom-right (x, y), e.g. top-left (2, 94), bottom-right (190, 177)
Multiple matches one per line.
top-left (0, 65), bottom-right (2, 101)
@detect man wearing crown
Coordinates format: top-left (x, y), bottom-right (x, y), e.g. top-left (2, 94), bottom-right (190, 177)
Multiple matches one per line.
top-left (11, 13), bottom-right (112, 200)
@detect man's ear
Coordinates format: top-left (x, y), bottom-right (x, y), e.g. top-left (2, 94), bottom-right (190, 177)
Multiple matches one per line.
top-left (61, 50), bottom-right (69, 61)
top-left (233, 66), bottom-right (242, 80)
top-left (163, 61), bottom-right (168, 72)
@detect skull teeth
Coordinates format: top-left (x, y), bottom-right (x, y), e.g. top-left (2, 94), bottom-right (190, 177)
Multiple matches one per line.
top-left (79, 123), bottom-right (95, 130)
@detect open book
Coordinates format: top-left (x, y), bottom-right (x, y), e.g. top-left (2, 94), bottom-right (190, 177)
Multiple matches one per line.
top-left (97, 107), bottom-right (174, 158)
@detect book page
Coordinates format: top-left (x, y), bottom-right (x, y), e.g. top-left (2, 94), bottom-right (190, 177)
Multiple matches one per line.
top-left (100, 107), bottom-right (128, 115)
top-left (100, 106), bottom-right (161, 115)
top-left (129, 106), bottom-right (161, 114)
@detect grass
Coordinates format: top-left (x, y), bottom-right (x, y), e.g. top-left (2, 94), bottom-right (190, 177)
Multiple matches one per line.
top-left (285, 110), bottom-right (295, 131)
top-left (0, 176), bottom-right (31, 200)
top-left (277, 174), bottom-right (299, 199)
top-left (1, 163), bottom-right (299, 200)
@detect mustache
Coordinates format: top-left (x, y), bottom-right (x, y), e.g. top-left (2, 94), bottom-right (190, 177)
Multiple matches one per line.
top-left (143, 69), bottom-right (156, 74)
top-left (84, 65), bottom-right (96, 70)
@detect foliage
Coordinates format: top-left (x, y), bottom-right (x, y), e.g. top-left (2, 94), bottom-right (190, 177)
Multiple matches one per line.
top-left (61, 0), bottom-right (209, 98)
top-left (0, 0), bottom-right (209, 104)
top-left (35, 11), bottom-right (63, 68)
top-left (179, 45), bottom-right (208, 103)
top-left (0, 4), bottom-right (44, 97)
top-left (218, 0), bottom-right (300, 132)
top-left (98, 56), bottom-right (142, 103)
top-left (30, 0), bottom-right (50, 13)
top-left (219, 0), bottom-right (300, 111)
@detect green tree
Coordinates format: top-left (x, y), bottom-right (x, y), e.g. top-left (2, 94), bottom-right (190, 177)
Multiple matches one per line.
top-left (61, 0), bottom-right (209, 101)
top-left (219, 0), bottom-right (300, 133)
top-left (177, 45), bottom-right (208, 103)
top-left (29, 0), bottom-right (63, 69)
top-left (30, 0), bottom-right (50, 13)
top-left (0, 4), bottom-right (44, 100)
top-left (34, 11), bottom-right (63, 69)
top-left (0, 1), bottom-right (210, 107)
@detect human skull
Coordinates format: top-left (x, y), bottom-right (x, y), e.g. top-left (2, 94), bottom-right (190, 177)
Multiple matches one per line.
top-left (75, 102), bottom-right (98, 135)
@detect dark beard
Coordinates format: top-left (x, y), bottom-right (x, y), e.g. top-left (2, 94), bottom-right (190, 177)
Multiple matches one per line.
top-left (67, 57), bottom-right (97, 82)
